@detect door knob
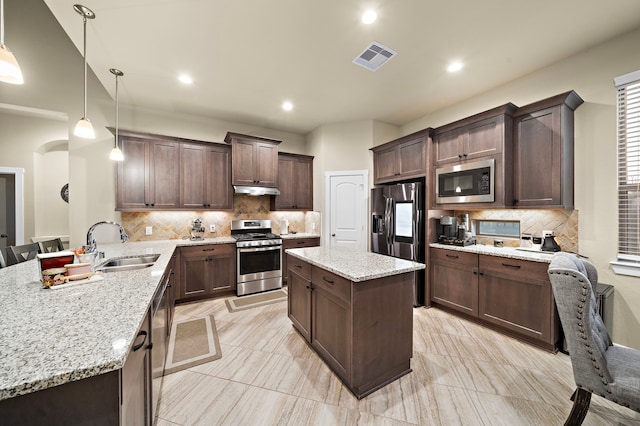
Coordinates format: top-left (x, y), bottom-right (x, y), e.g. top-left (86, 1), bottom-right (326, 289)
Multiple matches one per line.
top-left (331, 233), bottom-right (336, 237)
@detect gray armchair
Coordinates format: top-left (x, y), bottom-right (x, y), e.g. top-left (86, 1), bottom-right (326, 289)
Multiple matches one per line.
top-left (548, 252), bottom-right (640, 425)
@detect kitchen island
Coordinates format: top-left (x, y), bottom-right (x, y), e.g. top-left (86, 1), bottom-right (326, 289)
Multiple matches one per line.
top-left (0, 237), bottom-right (233, 424)
top-left (286, 246), bottom-right (425, 399)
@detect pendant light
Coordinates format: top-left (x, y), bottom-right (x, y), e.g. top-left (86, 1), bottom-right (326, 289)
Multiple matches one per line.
top-left (0, 0), bottom-right (23, 84)
top-left (73, 4), bottom-right (95, 139)
top-left (109, 68), bottom-right (124, 161)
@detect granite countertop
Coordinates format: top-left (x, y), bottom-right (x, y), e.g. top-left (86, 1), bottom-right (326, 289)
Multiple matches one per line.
top-left (286, 246), bottom-right (425, 282)
top-left (429, 243), bottom-right (556, 263)
top-left (0, 236), bottom-right (235, 401)
top-left (280, 233), bottom-right (320, 240)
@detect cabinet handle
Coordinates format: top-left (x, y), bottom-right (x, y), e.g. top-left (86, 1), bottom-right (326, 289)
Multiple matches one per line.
top-left (297, 241), bottom-right (305, 245)
top-left (132, 330), bottom-right (148, 351)
top-left (502, 263), bottom-right (521, 269)
top-left (322, 276), bottom-right (334, 284)
top-left (463, 153), bottom-right (468, 158)
top-left (513, 199), bottom-right (519, 203)
top-left (294, 264), bottom-right (302, 268)
top-left (478, 271), bottom-right (484, 276)
top-left (202, 248), bottom-right (215, 252)
top-left (458, 154), bottom-right (463, 159)
top-left (445, 254), bottom-right (459, 259)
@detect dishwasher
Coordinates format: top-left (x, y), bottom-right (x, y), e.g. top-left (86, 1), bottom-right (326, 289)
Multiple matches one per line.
top-left (151, 269), bottom-right (169, 419)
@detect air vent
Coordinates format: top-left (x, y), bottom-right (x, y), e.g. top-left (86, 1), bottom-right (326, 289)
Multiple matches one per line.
top-left (352, 41), bottom-right (397, 71)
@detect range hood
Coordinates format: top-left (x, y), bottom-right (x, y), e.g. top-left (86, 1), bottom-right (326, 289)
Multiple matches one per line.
top-left (233, 185), bottom-right (280, 196)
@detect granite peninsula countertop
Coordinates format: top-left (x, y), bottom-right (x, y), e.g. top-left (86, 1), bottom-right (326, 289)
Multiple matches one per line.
top-left (280, 233), bottom-right (320, 240)
top-left (286, 246), bottom-right (425, 282)
top-left (0, 236), bottom-right (235, 401)
top-left (429, 243), bottom-right (556, 263)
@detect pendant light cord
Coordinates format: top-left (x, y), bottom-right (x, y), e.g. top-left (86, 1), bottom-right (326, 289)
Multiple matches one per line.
top-left (115, 73), bottom-right (119, 148)
top-left (1, 0), bottom-right (6, 46)
top-left (82, 14), bottom-right (88, 119)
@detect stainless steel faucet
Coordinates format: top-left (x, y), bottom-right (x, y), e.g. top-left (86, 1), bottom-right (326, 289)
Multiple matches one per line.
top-left (86, 221), bottom-right (129, 253)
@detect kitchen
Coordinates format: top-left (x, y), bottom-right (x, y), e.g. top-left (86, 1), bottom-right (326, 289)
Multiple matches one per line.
top-left (2, 0), bottom-right (640, 424)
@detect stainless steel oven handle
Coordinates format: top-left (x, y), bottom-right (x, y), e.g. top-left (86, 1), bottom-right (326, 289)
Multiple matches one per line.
top-left (238, 246), bottom-right (282, 253)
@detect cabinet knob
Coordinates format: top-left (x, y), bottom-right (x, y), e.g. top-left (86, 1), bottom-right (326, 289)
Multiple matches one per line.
top-left (331, 233), bottom-right (336, 237)
top-left (458, 154), bottom-right (463, 159)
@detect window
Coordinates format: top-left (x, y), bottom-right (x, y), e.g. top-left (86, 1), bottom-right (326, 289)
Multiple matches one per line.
top-left (612, 70), bottom-right (640, 276)
top-left (476, 220), bottom-right (520, 238)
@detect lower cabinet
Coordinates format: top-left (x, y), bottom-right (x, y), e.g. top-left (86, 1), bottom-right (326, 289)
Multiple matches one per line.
top-left (178, 244), bottom-right (235, 300)
top-left (0, 311), bottom-right (153, 425)
top-left (430, 247), bottom-right (560, 351)
top-left (121, 310), bottom-right (153, 425)
top-left (287, 255), bottom-right (413, 399)
top-left (282, 237), bottom-right (320, 283)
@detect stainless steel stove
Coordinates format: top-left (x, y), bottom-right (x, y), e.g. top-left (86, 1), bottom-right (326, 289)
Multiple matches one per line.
top-left (231, 220), bottom-right (282, 296)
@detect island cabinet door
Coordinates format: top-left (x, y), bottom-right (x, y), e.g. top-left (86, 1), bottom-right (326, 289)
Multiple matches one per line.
top-left (311, 286), bottom-right (352, 381)
top-left (287, 262), bottom-right (312, 342)
top-left (478, 255), bottom-right (554, 345)
top-left (430, 248), bottom-right (479, 317)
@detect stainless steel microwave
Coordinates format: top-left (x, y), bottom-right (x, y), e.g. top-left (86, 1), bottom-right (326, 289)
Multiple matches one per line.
top-left (435, 158), bottom-right (494, 204)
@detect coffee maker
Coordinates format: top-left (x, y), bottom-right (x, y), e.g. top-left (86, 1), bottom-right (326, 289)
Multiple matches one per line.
top-left (438, 215), bottom-right (476, 246)
top-left (438, 216), bottom-right (459, 244)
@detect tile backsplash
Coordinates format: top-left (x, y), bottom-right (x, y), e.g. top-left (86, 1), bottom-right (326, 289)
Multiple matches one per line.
top-left (457, 209), bottom-right (579, 252)
top-left (122, 195), bottom-right (320, 241)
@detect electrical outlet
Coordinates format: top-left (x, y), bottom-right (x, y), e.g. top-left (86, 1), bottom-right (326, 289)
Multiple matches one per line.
top-left (145, 226), bottom-right (152, 236)
top-left (209, 224), bottom-right (216, 232)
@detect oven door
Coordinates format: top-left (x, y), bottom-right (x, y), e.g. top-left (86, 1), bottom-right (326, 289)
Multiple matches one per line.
top-left (237, 245), bottom-right (282, 283)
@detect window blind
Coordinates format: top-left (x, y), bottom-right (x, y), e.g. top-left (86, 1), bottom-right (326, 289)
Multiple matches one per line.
top-left (616, 70), bottom-right (640, 262)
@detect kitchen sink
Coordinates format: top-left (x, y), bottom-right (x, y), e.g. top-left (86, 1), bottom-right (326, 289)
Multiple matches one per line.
top-left (96, 254), bottom-right (160, 273)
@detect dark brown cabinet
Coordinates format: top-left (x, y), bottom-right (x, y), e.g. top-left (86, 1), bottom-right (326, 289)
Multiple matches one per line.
top-left (121, 310), bottom-right (152, 425)
top-left (117, 135), bottom-right (180, 210)
top-left (225, 132), bottom-right (281, 187)
top-left (271, 153), bottom-right (314, 210)
top-left (287, 256), bottom-right (414, 399)
top-left (478, 255), bottom-right (558, 347)
top-left (513, 91), bottom-right (583, 209)
top-left (430, 248), bottom-right (479, 316)
top-left (429, 247), bottom-right (560, 351)
top-left (282, 237), bottom-right (320, 282)
top-left (371, 129), bottom-right (432, 184)
top-left (178, 244), bottom-right (235, 301)
top-left (432, 103), bottom-right (517, 209)
top-left (180, 142), bottom-right (232, 210)
top-left (287, 255), bottom-right (312, 342)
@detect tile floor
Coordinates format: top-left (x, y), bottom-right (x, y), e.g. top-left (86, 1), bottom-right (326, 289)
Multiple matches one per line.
top-left (156, 295), bottom-right (640, 426)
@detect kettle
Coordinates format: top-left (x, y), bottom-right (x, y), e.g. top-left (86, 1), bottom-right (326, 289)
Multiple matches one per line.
top-left (541, 234), bottom-right (561, 252)
top-left (190, 218), bottom-right (205, 241)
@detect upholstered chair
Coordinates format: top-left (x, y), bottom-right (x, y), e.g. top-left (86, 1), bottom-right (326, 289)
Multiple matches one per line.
top-left (548, 252), bottom-right (640, 425)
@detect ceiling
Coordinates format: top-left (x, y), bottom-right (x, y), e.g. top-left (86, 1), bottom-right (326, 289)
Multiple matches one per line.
top-left (43, 0), bottom-right (640, 135)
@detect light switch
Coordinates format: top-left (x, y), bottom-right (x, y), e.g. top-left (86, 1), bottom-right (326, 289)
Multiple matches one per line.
top-left (145, 226), bottom-right (153, 235)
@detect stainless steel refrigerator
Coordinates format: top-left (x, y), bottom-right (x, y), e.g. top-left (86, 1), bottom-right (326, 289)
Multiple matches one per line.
top-left (371, 182), bottom-right (424, 306)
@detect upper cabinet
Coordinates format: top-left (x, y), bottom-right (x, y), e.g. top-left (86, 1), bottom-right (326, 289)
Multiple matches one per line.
top-left (432, 103), bottom-right (517, 209)
top-left (513, 91), bottom-right (583, 209)
top-left (433, 104), bottom-right (517, 167)
top-left (371, 129), bottom-right (432, 184)
top-left (224, 132), bottom-right (281, 187)
top-left (271, 153), bottom-right (314, 210)
top-left (117, 135), bottom-right (180, 210)
top-left (115, 130), bottom-right (232, 211)
top-left (180, 143), bottom-right (232, 210)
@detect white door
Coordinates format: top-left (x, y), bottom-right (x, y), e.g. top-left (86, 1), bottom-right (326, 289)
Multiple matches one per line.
top-left (325, 171), bottom-right (368, 250)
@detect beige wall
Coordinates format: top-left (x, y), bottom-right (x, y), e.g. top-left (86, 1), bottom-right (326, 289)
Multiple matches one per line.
top-left (400, 27), bottom-right (640, 348)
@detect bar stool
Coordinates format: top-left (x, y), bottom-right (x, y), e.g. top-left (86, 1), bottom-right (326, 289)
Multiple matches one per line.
top-left (38, 238), bottom-right (65, 253)
top-left (6, 243), bottom-right (40, 266)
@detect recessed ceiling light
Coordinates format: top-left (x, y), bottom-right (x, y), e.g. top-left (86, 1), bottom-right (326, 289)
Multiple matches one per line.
top-left (178, 74), bottom-right (193, 84)
top-left (447, 61), bottom-right (463, 73)
top-left (361, 10), bottom-right (377, 25)
top-left (282, 101), bottom-right (293, 111)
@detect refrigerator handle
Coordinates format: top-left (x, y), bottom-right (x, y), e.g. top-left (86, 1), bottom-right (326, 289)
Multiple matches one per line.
top-left (389, 198), bottom-right (395, 244)
top-left (413, 208), bottom-right (420, 261)
top-left (384, 197), bottom-right (392, 246)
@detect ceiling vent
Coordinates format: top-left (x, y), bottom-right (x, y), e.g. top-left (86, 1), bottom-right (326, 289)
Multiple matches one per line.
top-left (352, 41), bottom-right (397, 71)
